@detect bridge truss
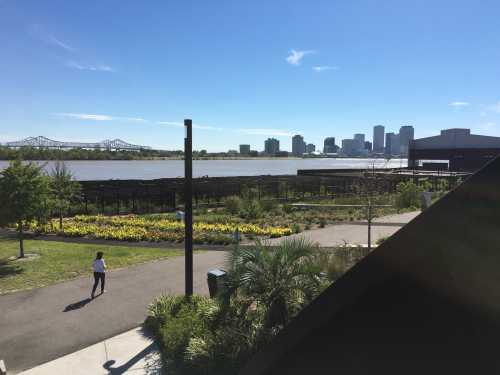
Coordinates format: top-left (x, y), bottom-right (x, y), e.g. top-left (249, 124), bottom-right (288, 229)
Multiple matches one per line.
top-left (3, 136), bottom-right (152, 151)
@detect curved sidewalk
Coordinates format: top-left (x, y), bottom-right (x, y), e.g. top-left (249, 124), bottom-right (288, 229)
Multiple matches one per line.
top-left (0, 251), bottom-right (226, 373)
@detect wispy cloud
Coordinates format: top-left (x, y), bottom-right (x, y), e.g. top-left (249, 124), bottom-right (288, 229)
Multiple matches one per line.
top-left (30, 25), bottom-right (114, 72)
top-left (66, 61), bottom-right (114, 72)
top-left (487, 101), bottom-right (500, 113)
top-left (54, 113), bottom-right (147, 122)
top-left (237, 128), bottom-right (299, 137)
top-left (312, 66), bottom-right (338, 72)
top-left (30, 24), bottom-right (75, 52)
top-left (449, 101), bottom-right (470, 108)
top-left (157, 121), bottom-right (222, 131)
top-left (286, 49), bottom-right (315, 66)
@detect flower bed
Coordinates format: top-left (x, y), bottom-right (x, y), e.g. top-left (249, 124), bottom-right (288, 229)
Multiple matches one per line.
top-left (31, 214), bottom-right (292, 245)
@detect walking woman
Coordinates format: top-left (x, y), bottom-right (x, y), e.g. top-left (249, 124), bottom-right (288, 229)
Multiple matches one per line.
top-left (91, 251), bottom-right (106, 298)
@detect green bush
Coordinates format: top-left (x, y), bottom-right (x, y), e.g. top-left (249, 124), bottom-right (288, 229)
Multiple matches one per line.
top-left (147, 238), bottom-right (329, 374)
top-left (240, 199), bottom-right (262, 220)
top-left (260, 199), bottom-right (278, 212)
top-left (395, 181), bottom-right (424, 209)
top-left (224, 196), bottom-right (242, 215)
top-left (291, 223), bottom-right (301, 233)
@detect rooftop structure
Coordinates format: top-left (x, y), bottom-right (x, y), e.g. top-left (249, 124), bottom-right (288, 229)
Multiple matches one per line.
top-left (409, 128), bottom-right (500, 171)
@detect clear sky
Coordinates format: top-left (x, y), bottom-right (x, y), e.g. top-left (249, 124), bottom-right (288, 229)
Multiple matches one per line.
top-left (1, 0), bottom-right (500, 151)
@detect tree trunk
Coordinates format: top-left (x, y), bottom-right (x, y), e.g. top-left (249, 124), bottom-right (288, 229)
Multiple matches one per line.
top-left (59, 210), bottom-right (63, 231)
top-left (18, 220), bottom-right (24, 258)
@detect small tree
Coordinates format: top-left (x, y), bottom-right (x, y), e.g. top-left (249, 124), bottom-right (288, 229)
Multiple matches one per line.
top-left (50, 161), bottom-right (81, 230)
top-left (0, 160), bottom-right (51, 257)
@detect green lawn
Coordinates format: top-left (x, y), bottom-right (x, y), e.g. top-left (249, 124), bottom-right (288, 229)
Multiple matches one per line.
top-left (0, 236), bottom-right (184, 294)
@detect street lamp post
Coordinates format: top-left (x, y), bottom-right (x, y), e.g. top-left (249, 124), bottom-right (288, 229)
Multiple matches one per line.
top-left (184, 119), bottom-right (193, 296)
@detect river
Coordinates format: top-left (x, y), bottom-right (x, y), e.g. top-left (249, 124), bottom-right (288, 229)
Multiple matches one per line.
top-left (0, 158), bottom-right (407, 180)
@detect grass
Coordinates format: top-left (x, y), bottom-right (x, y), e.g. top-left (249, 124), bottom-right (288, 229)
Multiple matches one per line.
top-left (0, 235), bottom-right (185, 294)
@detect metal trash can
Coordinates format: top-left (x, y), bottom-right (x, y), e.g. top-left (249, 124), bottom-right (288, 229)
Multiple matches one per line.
top-left (207, 268), bottom-right (227, 298)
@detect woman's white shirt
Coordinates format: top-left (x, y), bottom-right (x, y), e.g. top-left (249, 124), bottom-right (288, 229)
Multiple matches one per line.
top-left (93, 259), bottom-right (106, 273)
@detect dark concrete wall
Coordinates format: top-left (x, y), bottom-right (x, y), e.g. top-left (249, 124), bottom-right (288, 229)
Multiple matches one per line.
top-left (240, 155), bottom-right (500, 375)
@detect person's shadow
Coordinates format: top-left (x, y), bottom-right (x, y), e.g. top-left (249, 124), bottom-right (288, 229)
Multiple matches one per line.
top-left (63, 297), bottom-right (93, 312)
top-left (103, 342), bottom-right (160, 374)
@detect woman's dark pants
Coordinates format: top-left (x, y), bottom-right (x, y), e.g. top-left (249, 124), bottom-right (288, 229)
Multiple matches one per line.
top-left (92, 272), bottom-right (105, 296)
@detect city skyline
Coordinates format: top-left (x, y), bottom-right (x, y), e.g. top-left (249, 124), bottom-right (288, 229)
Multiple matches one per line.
top-left (1, 1), bottom-right (500, 151)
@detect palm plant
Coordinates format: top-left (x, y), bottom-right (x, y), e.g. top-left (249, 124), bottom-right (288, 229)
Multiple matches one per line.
top-left (225, 237), bottom-right (323, 329)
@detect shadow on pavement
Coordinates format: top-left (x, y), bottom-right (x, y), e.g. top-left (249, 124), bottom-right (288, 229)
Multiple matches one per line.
top-left (63, 297), bottom-right (93, 312)
top-left (103, 342), bottom-right (161, 374)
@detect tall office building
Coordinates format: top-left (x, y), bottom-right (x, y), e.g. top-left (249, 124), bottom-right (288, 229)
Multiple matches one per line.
top-left (386, 133), bottom-right (400, 155)
top-left (399, 125), bottom-right (415, 156)
top-left (306, 143), bottom-right (316, 153)
top-left (342, 139), bottom-right (357, 156)
top-left (292, 135), bottom-right (306, 156)
top-left (354, 134), bottom-right (365, 151)
top-left (373, 125), bottom-right (385, 153)
top-left (264, 138), bottom-right (280, 154)
top-left (385, 132), bottom-right (400, 156)
top-left (323, 137), bottom-right (337, 153)
top-left (364, 141), bottom-right (372, 152)
top-left (239, 144), bottom-right (250, 154)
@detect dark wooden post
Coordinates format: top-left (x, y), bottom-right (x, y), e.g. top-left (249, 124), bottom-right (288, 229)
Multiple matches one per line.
top-left (184, 119), bottom-right (193, 296)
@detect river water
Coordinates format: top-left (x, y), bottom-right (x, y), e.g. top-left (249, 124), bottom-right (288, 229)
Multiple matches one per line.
top-left (0, 158), bottom-right (407, 180)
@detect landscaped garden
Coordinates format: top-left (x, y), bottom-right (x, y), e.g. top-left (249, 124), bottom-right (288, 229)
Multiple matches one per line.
top-left (145, 238), bottom-right (369, 375)
top-left (28, 213), bottom-right (293, 245)
top-left (0, 235), bottom-right (185, 294)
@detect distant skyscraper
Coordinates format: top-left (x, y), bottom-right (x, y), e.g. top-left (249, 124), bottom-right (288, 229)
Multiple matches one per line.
top-left (323, 137), bottom-right (337, 153)
top-left (264, 138), bottom-right (280, 154)
top-left (342, 139), bottom-right (357, 156)
top-left (399, 125), bottom-right (415, 156)
top-left (239, 144), bottom-right (250, 154)
top-left (385, 132), bottom-right (400, 155)
top-left (292, 135), bottom-right (306, 156)
top-left (385, 133), bottom-right (400, 155)
top-left (354, 134), bottom-right (365, 151)
top-left (373, 125), bottom-right (385, 153)
top-left (306, 143), bottom-right (315, 153)
top-left (364, 141), bottom-right (372, 152)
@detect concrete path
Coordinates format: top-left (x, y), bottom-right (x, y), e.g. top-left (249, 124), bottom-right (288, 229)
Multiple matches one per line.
top-left (19, 327), bottom-right (160, 375)
top-left (0, 252), bottom-right (226, 373)
top-left (269, 211), bottom-right (421, 247)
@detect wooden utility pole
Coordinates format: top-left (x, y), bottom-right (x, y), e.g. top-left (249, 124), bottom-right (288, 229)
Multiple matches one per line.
top-left (184, 119), bottom-right (193, 296)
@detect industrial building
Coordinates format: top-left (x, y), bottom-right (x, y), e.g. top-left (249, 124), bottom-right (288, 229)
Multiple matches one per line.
top-left (409, 128), bottom-right (500, 171)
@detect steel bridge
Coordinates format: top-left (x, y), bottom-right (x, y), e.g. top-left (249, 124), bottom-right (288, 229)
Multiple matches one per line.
top-left (2, 136), bottom-right (152, 151)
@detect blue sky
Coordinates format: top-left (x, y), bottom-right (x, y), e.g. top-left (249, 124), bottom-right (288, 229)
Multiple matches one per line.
top-left (1, 0), bottom-right (500, 151)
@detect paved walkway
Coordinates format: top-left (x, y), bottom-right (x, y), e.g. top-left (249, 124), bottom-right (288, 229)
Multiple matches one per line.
top-left (0, 252), bottom-right (226, 373)
top-left (0, 211), bottom-right (419, 373)
top-left (19, 327), bottom-right (159, 375)
top-left (269, 211), bottom-right (420, 247)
